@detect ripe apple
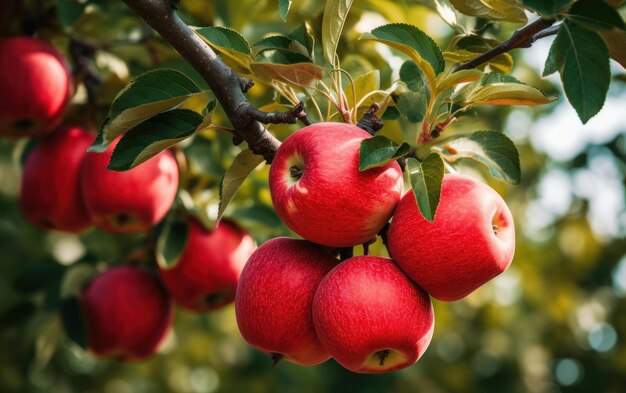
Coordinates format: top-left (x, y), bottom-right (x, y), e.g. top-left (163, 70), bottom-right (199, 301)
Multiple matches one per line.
top-left (81, 266), bottom-right (173, 361)
top-left (0, 37), bottom-right (71, 138)
top-left (235, 237), bottom-right (338, 366)
top-left (268, 122), bottom-right (403, 247)
top-left (20, 125), bottom-right (93, 232)
top-left (158, 219), bottom-right (256, 312)
top-left (312, 255), bottom-right (434, 373)
top-left (388, 173), bottom-right (515, 301)
top-left (80, 140), bottom-right (179, 233)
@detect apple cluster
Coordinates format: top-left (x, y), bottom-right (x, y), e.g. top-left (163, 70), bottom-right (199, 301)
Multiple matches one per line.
top-left (235, 122), bottom-right (516, 373)
top-left (2, 37), bottom-right (258, 360)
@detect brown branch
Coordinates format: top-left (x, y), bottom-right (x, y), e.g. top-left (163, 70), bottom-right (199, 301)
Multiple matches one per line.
top-left (453, 18), bottom-right (556, 72)
top-left (121, 0), bottom-right (297, 163)
top-left (357, 103), bottom-right (384, 135)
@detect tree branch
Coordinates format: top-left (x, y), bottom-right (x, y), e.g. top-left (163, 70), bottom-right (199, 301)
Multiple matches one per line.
top-left (454, 18), bottom-right (556, 72)
top-left (121, 0), bottom-right (296, 163)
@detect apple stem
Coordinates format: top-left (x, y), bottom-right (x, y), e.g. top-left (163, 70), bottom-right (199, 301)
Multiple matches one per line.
top-left (271, 353), bottom-right (283, 367)
top-left (289, 166), bottom-right (304, 179)
top-left (376, 349), bottom-right (390, 366)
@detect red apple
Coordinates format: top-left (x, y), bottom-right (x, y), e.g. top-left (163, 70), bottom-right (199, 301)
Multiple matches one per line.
top-left (235, 237), bottom-right (338, 366)
top-left (80, 141), bottom-right (179, 233)
top-left (268, 122), bottom-right (403, 247)
top-left (388, 173), bottom-right (515, 301)
top-left (0, 37), bottom-right (71, 138)
top-left (312, 255), bottom-right (434, 373)
top-left (81, 266), bottom-right (173, 361)
top-left (158, 219), bottom-right (256, 312)
top-left (20, 125), bottom-right (93, 232)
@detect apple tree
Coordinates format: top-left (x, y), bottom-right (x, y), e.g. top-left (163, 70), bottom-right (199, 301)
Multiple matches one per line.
top-left (1, 0), bottom-right (626, 392)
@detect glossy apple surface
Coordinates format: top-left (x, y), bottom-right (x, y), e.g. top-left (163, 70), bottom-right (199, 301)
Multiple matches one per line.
top-left (235, 237), bottom-right (338, 366)
top-left (312, 255), bottom-right (434, 373)
top-left (81, 266), bottom-right (173, 361)
top-left (0, 37), bottom-right (71, 138)
top-left (20, 125), bottom-right (93, 232)
top-left (388, 173), bottom-right (515, 301)
top-left (80, 141), bottom-right (178, 233)
top-left (159, 219), bottom-right (256, 312)
top-left (269, 122), bottom-right (403, 247)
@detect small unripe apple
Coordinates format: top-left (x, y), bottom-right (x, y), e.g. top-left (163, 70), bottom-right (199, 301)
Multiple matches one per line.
top-left (81, 266), bottom-right (173, 361)
top-left (269, 122), bottom-right (403, 247)
top-left (388, 173), bottom-right (515, 301)
top-left (20, 125), bottom-right (93, 232)
top-left (158, 219), bottom-right (256, 312)
top-left (80, 141), bottom-right (179, 233)
top-left (312, 255), bottom-right (434, 373)
top-left (235, 237), bottom-right (338, 366)
top-left (0, 37), bottom-right (71, 138)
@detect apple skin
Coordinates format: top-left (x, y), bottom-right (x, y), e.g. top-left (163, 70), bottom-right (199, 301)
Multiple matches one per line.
top-left (80, 141), bottom-right (179, 233)
top-left (0, 37), bottom-right (71, 138)
top-left (388, 173), bottom-right (515, 301)
top-left (158, 219), bottom-right (256, 312)
top-left (20, 125), bottom-right (93, 232)
top-left (81, 266), bottom-right (174, 361)
top-left (312, 255), bottom-right (434, 374)
top-left (235, 237), bottom-right (338, 366)
top-left (268, 122), bottom-right (404, 247)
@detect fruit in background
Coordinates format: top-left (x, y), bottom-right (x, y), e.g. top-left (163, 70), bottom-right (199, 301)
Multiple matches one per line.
top-left (269, 122), bottom-right (403, 247)
top-left (0, 37), bottom-right (71, 138)
top-left (388, 173), bottom-right (515, 301)
top-left (81, 266), bottom-right (173, 361)
top-left (312, 256), bottom-right (434, 374)
top-left (20, 125), bottom-right (93, 232)
top-left (235, 238), bottom-right (338, 366)
top-left (80, 140), bottom-right (179, 233)
top-left (158, 219), bottom-right (256, 312)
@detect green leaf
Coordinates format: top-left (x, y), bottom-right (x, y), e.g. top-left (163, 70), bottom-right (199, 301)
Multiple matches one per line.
top-left (359, 136), bottom-right (411, 171)
top-left (156, 218), bottom-right (189, 269)
top-left (432, 131), bottom-right (521, 184)
top-left (400, 60), bottom-right (426, 92)
top-left (392, 86), bottom-right (428, 123)
top-left (450, 0), bottom-right (527, 23)
top-left (522, 0), bottom-right (573, 16)
top-left (108, 109), bottom-right (204, 171)
top-left (218, 149), bottom-right (265, 222)
top-left (544, 21), bottom-right (611, 123)
top-left (360, 24), bottom-right (445, 90)
top-left (322, 0), bottom-right (355, 66)
top-left (467, 82), bottom-right (555, 106)
top-left (346, 70), bottom-right (380, 108)
top-left (90, 69), bottom-right (208, 151)
top-left (60, 297), bottom-right (88, 349)
top-left (279, 0), bottom-right (293, 21)
top-left (195, 26), bottom-right (254, 72)
top-left (406, 154), bottom-right (445, 222)
top-left (436, 69), bottom-right (483, 92)
top-left (57, 0), bottom-right (87, 28)
top-left (289, 23), bottom-right (316, 59)
top-left (14, 261), bottom-right (64, 294)
top-left (253, 36), bottom-right (311, 59)
top-left (568, 0), bottom-right (626, 31)
top-left (481, 72), bottom-right (523, 85)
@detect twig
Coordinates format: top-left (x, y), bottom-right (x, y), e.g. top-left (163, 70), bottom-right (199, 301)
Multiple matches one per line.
top-left (454, 18), bottom-right (556, 72)
top-left (356, 103), bottom-right (383, 135)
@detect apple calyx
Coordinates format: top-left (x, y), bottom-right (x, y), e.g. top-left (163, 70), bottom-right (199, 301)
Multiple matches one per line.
top-left (289, 166), bottom-right (304, 179)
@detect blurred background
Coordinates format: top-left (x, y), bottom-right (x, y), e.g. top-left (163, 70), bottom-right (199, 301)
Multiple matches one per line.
top-left (1, 0), bottom-right (625, 392)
